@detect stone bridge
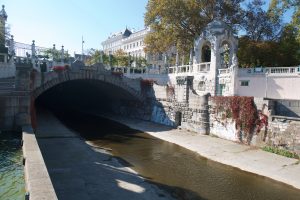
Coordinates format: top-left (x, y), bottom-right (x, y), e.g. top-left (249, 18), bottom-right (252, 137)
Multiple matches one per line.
top-left (0, 62), bottom-right (146, 131)
top-left (31, 65), bottom-right (144, 101)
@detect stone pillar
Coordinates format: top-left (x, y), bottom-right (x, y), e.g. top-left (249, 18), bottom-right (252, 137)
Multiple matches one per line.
top-left (99, 51), bottom-right (103, 64)
top-left (164, 53), bottom-right (168, 74)
top-left (201, 94), bottom-right (210, 135)
top-left (175, 51), bottom-right (179, 73)
top-left (9, 35), bottom-right (14, 55)
top-left (0, 5), bottom-right (8, 63)
top-left (189, 48), bottom-right (193, 73)
top-left (14, 61), bottom-right (33, 127)
top-left (31, 40), bottom-right (36, 58)
top-left (0, 5), bottom-right (7, 48)
top-left (61, 45), bottom-right (64, 62)
top-left (176, 76), bottom-right (193, 103)
top-left (209, 38), bottom-right (219, 96)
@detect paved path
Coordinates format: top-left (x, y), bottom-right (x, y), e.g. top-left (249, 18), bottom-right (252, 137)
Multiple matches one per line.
top-left (35, 110), bottom-right (173, 200)
top-left (103, 115), bottom-right (300, 190)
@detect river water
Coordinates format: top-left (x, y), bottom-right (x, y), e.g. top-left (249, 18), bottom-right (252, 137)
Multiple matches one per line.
top-left (57, 111), bottom-right (300, 200)
top-left (0, 132), bottom-right (25, 200)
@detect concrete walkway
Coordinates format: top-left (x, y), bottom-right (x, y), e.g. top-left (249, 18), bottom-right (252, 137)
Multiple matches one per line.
top-left (104, 115), bottom-right (300, 190)
top-left (34, 110), bottom-right (173, 200)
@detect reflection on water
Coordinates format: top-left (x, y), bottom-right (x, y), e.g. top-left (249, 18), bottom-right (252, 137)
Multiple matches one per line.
top-left (0, 132), bottom-right (25, 200)
top-left (57, 111), bottom-right (300, 200)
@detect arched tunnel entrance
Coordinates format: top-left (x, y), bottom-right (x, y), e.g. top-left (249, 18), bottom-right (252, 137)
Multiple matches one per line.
top-left (35, 79), bottom-right (140, 115)
top-left (33, 79), bottom-right (145, 139)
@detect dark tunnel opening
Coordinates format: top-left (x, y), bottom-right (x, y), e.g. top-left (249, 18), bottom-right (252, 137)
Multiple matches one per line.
top-left (35, 79), bottom-right (138, 114)
top-left (34, 79), bottom-right (141, 138)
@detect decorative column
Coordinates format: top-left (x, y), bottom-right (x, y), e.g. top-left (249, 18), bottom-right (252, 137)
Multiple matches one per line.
top-left (164, 53), bottom-right (168, 74)
top-left (31, 40), bottom-right (36, 58)
top-left (61, 45), bottom-right (64, 63)
top-left (99, 51), bottom-right (103, 64)
top-left (189, 48), bottom-right (193, 73)
top-left (31, 40), bottom-right (37, 68)
top-left (14, 60), bottom-right (33, 127)
top-left (175, 51), bottom-right (179, 74)
top-left (8, 35), bottom-right (14, 55)
top-left (210, 38), bottom-right (219, 96)
top-left (0, 5), bottom-right (8, 63)
top-left (176, 76), bottom-right (194, 103)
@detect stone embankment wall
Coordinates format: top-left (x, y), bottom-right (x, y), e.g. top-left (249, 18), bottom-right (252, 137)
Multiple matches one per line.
top-left (117, 77), bottom-right (300, 156)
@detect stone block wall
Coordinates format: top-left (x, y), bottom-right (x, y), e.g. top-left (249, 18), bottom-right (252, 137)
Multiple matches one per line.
top-left (266, 118), bottom-right (300, 154)
top-left (0, 95), bottom-right (31, 131)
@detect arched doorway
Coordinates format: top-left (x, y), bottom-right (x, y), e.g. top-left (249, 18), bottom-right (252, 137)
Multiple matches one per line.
top-left (201, 42), bottom-right (211, 63)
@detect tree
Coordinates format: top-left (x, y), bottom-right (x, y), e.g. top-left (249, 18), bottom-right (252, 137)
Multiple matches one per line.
top-left (114, 49), bottom-right (130, 67)
top-left (135, 57), bottom-right (148, 68)
top-left (241, 0), bottom-right (283, 41)
top-left (42, 48), bottom-right (70, 62)
top-left (86, 48), bottom-right (102, 65)
top-left (144, 0), bottom-right (244, 55)
top-left (238, 0), bottom-right (300, 67)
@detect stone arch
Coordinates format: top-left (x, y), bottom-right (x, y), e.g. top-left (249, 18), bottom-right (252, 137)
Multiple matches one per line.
top-left (31, 70), bottom-right (144, 102)
top-left (201, 42), bottom-right (211, 63)
top-left (194, 38), bottom-right (212, 64)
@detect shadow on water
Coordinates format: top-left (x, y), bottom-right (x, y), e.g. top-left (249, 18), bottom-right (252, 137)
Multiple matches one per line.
top-left (48, 109), bottom-right (300, 200)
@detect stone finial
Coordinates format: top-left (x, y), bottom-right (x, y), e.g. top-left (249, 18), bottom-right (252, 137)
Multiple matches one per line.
top-left (11, 35), bottom-right (13, 39)
top-left (61, 45), bottom-right (64, 50)
top-left (53, 44), bottom-right (56, 49)
top-left (31, 40), bottom-right (36, 57)
top-left (0, 5), bottom-right (8, 20)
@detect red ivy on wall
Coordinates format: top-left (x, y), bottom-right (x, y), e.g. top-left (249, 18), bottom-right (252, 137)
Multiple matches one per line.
top-left (210, 96), bottom-right (259, 144)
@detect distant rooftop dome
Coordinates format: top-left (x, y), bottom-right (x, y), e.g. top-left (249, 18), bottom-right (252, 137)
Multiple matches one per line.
top-left (0, 5), bottom-right (7, 21)
top-left (122, 28), bottom-right (132, 37)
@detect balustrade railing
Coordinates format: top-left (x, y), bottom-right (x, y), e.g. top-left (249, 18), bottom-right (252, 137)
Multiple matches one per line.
top-left (267, 66), bottom-right (299, 75)
top-left (243, 66), bottom-right (300, 76)
top-left (168, 62), bottom-right (210, 74)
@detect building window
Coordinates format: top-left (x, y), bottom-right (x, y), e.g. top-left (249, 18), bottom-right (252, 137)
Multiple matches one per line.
top-left (133, 43), bottom-right (135, 48)
top-left (137, 42), bottom-right (139, 47)
top-left (130, 44), bottom-right (132, 49)
top-left (198, 81), bottom-right (206, 91)
top-left (240, 80), bottom-right (249, 86)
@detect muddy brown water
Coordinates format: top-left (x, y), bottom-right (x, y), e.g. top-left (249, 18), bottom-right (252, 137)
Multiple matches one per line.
top-left (56, 110), bottom-right (300, 200)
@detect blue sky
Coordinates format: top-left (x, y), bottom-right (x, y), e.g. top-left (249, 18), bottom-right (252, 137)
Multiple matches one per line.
top-left (1, 0), bottom-right (294, 55)
top-left (2, 0), bottom-right (148, 55)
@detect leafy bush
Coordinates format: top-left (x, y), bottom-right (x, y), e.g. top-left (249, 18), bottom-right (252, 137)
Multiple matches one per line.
top-left (262, 146), bottom-right (299, 159)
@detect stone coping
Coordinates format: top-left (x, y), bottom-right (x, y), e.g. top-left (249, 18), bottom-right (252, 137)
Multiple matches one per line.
top-left (22, 125), bottom-right (58, 200)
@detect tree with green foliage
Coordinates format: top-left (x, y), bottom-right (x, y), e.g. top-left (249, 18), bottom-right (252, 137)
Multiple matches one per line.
top-left (114, 49), bottom-right (130, 67)
top-left (42, 48), bottom-right (70, 62)
top-left (238, 0), bottom-right (300, 67)
top-left (86, 48), bottom-right (102, 65)
top-left (241, 0), bottom-right (283, 41)
top-left (144, 0), bottom-right (244, 55)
